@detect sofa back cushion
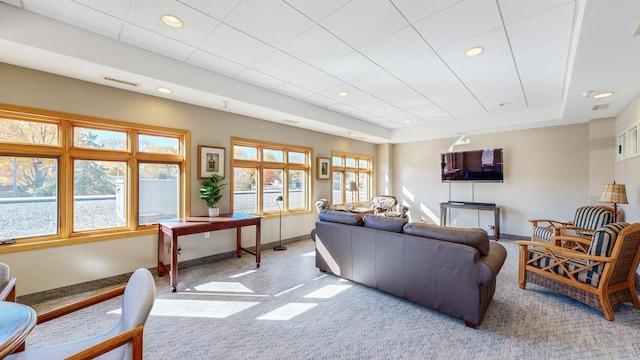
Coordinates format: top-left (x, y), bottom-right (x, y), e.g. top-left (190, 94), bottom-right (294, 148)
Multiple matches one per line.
top-left (318, 210), bottom-right (364, 226)
top-left (363, 214), bottom-right (407, 233)
top-left (403, 223), bottom-right (490, 256)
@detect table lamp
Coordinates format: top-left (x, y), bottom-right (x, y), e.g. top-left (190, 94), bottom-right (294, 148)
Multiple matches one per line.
top-left (348, 181), bottom-right (358, 209)
top-left (598, 182), bottom-right (628, 222)
top-left (273, 195), bottom-right (286, 251)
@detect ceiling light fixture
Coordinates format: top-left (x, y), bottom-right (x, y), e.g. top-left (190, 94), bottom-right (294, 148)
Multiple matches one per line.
top-left (499, 102), bottom-right (511, 107)
top-left (337, 91), bottom-right (349, 97)
top-left (161, 14), bottom-right (183, 28)
top-left (465, 47), bottom-right (484, 57)
top-left (593, 92), bottom-right (614, 99)
top-left (349, 132), bottom-right (357, 137)
top-left (156, 87), bottom-right (173, 94)
top-left (403, 120), bottom-right (412, 123)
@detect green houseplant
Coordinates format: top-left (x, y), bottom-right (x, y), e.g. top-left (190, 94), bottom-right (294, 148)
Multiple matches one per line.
top-left (199, 174), bottom-right (227, 217)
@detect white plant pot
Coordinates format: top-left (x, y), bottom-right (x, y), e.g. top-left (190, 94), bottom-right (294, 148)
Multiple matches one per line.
top-left (208, 207), bottom-right (220, 217)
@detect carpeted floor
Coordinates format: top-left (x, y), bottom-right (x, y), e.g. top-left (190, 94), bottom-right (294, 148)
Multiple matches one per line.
top-left (20, 239), bottom-right (640, 359)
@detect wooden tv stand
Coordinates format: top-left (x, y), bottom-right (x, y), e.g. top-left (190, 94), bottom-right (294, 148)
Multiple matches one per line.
top-left (439, 202), bottom-right (501, 240)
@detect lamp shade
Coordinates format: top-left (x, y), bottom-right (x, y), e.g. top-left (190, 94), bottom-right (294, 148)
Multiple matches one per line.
top-left (348, 181), bottom-right (358, 192)
top-left (599, 183), bottom-right (628, 204)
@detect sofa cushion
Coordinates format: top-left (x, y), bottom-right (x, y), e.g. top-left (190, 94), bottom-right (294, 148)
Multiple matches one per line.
top-left (318, 210), bottom-right (364, 226)
top-left (363, 214), bottom-right (407, 233)
top-left (403, 223), bottom-right (490, 256)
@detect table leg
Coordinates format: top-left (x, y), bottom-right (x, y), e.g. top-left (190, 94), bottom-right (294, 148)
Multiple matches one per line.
top-left (236, 227), bottom-right (242, 258)
top-left (157, 227), bottom-right (165, 276)
top-left (494, 208), bottom-right (500, 240)
top-left (255, 221), bottom-right (261, 267)
top-left (170, 234), bottom-right (178, 292)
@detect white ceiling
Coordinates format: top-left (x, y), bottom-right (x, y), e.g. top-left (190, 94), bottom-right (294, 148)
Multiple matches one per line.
top-left (1, 0), bottom-right (639, 143)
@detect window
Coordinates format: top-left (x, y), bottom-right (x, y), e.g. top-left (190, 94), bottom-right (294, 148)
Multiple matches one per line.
top-left (331, 152), bottom-right (373, 206)
top-left (0, 106), bottom-right (188, 246)
top-left (232, 138), bottom-right (311, 215)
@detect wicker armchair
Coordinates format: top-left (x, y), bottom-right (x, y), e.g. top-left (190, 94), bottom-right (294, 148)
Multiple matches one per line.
top-left (515, 222), bottom-right (640, 321)
top-left (371, 195), bottom-right (409, 218)
top-left (529, 205), bottom-right (616, 242)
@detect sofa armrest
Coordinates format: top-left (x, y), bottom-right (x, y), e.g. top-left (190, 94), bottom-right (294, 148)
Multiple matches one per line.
top-left (478, 242), bottom-right (507, 284)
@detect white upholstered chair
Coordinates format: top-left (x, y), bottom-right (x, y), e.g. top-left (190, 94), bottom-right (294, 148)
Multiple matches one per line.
top-left (8, 268), bottom-right (156, 360)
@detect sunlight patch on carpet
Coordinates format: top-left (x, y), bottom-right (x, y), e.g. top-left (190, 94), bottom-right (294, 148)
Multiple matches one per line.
top-left (115, 299), bottom-right (261, 318)
top-left (303, 284), bottom-right (352, 298)
top-left (188, 281), bottom-right (254, 293)
top-left (256, 302), bottom-right (317, 320)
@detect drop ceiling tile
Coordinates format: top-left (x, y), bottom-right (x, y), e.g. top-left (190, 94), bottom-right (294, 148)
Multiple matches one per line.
top-left (359, 26), bottom-right (433, 69)
top-left (304, 94), bottom-right (338, 107)
top-left (452, 54), bottom-right (523, 105)
top-left (289, 70), bottom-right (342, 93)
top-left (200, 24), bottom-right (274, 67)
top-left (350, 70), bottom-right (403, 94)
top-left (414, 0), bottom-right (502, 49)
top-left (388, 53), bottom-right (461, 94)
top-left (20, 0), bottom-right (124, 38)
top-left (284, 0), bottom-right (351, 22)
top-left (514, 36), bottom-right (570, 106)
top-left (187, 50), bottom-right (247, 77)
top-left (391, 0), bottom-right (464, 23)
top-left (436, 28), bottom-right (511, 69)
top-left (252, 51), bottom-right (313, 82)
top-left (70, 0), bottom-right (130, 18)
top-left (177, 0), bottom-right (241, 21)
top-left (437, 95), bottom-right (487, 118)
top-left (120, 23), bottom-right (195, 61)
top-left (498, 0), bottom-right (574, 24)
top-left (274, 83), bottom-right (315, 99)
top-left (320, 0), bottom-right (408, 48)
top-left (327, 102), bottom-right (359, 115)
top-left (126, 0), bottom-right (219, 47)
top-left (373, 84), bottom-right (420, 103)
top-left (280, 25), bottom-right (353, 68)
top-left (2, 0), bottom-right (22, 6)
top-left (424, 85), bottom-right (473, 104)
top-left (235, 68), bottom-right (285, 89)
top-left (391, 95), bottom-right (434, 109)
top-left (506, 2), bottom-right (575, 50)
top-left (322, 52), bottom-right (381, 82)
top-left (341, 93), bottom-right (385, 111)
top-left (224, 0), bottom-right (313, 48)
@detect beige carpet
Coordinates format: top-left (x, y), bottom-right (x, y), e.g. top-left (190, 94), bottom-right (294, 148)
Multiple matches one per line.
top-left (19, 238), bottom-right (640, 359)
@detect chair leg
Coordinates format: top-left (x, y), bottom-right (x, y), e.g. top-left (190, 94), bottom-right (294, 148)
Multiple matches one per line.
top-left (518, 247), bottom-right (527, 289)
top-left (599, 295), bottom-right (615, 321)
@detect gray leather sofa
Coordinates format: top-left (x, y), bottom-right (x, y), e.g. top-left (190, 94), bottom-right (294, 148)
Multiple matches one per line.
top-left (313, 210), bottom-right (507, 328)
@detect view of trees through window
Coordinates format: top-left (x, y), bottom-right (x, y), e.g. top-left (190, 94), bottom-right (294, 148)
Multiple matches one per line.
top-left (232, 138), bottom-right (310, 215)
top-left (0, 110), bottom-right (186, 242)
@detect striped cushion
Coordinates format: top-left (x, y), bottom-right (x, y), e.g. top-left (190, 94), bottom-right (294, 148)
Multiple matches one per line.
top-left (587, 222), bottom-right (629, 272)
top-left (533, 226), bottom-right (554, 241)
top-left (528, 248), bottom-right (603, 287)
top-left (573, 206), bottom-right (614, 231)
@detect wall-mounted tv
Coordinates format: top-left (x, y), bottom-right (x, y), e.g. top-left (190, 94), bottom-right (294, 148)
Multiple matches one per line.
top-left (440, 148), bottom-right (504, 183)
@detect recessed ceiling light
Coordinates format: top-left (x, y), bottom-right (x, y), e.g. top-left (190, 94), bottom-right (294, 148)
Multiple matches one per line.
top-left (337, 91), bottom-right (349, 97)
top-left (499, 102), bottom-right (511, 107)
top-left (161, 14), bottom-right (183, 28)
top-left (156, 87), bottom-right (173, 94)
top-left (349, 132), bottom-right (357, 137)
top-left (593, 92), bottom-right (614, 99)
top-left (403, 120), bottom-right (412, 123)
top-left (465, 47), bottom-right (484, 57)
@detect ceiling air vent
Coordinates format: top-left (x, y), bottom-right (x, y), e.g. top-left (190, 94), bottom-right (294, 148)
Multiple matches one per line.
top-left (101, 75), bottom-right (139, 87)
top-left (592, 104), bottom-right (609, 111)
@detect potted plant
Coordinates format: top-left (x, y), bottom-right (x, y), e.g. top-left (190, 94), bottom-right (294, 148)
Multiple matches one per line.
top-left (199, 174), bottom-right (227, 217)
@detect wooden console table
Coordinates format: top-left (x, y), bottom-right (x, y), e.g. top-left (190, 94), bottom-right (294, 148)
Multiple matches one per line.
top-left (157, 213), bottom-right (261, 292)
top-left (439, 202), bottom-right (501, 240)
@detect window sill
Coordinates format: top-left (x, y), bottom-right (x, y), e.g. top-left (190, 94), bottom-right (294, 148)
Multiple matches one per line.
top-left (0, 228), bottom-right (157, 254)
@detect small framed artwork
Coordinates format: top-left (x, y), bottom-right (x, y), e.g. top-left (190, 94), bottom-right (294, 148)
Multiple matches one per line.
top-left (198, 145), bottom-right (225, 179)
top-left (317, 157), bottom-right (330, 180)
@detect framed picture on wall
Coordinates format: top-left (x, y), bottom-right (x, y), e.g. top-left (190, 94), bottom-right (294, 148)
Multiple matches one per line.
top-left (317, 157), bottom-right (330, 180)
top-left (198, 145), bottom-right (225, 179)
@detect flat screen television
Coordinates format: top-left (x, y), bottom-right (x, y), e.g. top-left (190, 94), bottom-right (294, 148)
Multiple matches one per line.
top-left (440, 148), bottom-right (504, 183)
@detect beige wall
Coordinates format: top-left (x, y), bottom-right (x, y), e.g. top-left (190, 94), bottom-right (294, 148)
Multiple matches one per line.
top-left (0, 63), bottom-right (375, 295)
top-left (615, 94), bottom-right (640, 223)
top-left (392, 123), bottom-right (611, 237)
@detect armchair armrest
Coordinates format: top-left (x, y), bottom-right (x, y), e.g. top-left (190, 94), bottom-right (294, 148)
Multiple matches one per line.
top-left (37, 286), bottom-right (125, 324)
top-left (528, 219), bottom-right (572, 227)
top-left (66, 325), bottom-right (144, 360)
top-left (0, 277), bottom-right (16, 301)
